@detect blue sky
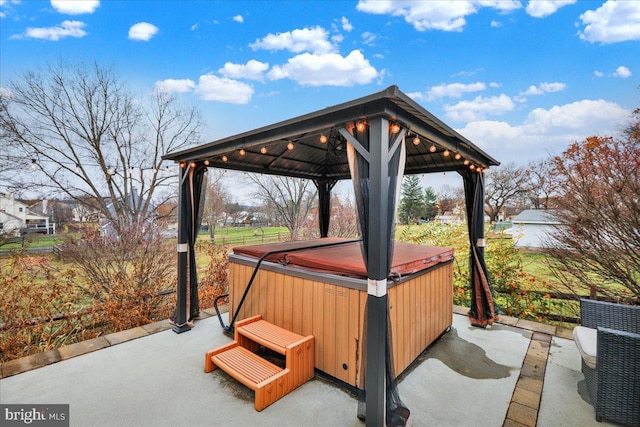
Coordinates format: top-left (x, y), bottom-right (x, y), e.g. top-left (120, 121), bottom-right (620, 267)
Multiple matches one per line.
top-left (1, 0), bottom-right (639, 199)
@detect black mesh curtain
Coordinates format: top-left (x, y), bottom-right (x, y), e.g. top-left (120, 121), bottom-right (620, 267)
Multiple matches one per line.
top-left (187, 164), bottom-right (207, 321)
top-left (173, 162), bottom-right (207, 332)
top-left (313, 178), bottom-right (337, 238)
top-left (460, 169), bottom-right (496, 327)
top-left (346, 118), bottom-right (410, 427)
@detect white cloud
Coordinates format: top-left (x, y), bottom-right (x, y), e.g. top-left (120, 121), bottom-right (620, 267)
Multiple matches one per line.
top-left (356, 0), bottom-right (521, 32)
top-left (489, 82), bottom-right (501, 88)
top-left (128, 22), bottom-right (159, 41)
top-left (578, 1), bottom-right (640, 44)
top-left (191, 23), bottom-right (199, 31)
top-left (233, 14), bottom-right (243, 23)
top-left (267, 50), bottom-right (378, 87)
top-left (51, 0), bottom-right (99, 15)
top-left (490, 20), bottom-right (502, 28)
top-left (525, 0), bottom-right (576, 18)
top-left (0, 86), bottom-right (14, 99)
top-left (16, 20), bottom-right (87, 40)
top-left (218, 60), bottom-right (269, 81)
top-left (250, 26), bottom-right (335, 54)
top-left (1, 0), bottom-right (20, 18)
top-left (154, 79), bottom-right (195, 94)
top-left (521, 82), bottom-right (566, 96)
top-left (444, 94), bottom-right (515, 121)
top-left (361, 31), bottom-right (377, 45)
top-left (427, 82), bottom-right (486, 100)
top-left (613, 66), bottom-right (632, 78)
top-left (341, 16), bottom-right (353, 32)
top-left (152, 75), bottom-right (253, 104)
top-left (195, 75), bottom-right (253, 104)
top-left (457, 99), bottom-right (630, 162)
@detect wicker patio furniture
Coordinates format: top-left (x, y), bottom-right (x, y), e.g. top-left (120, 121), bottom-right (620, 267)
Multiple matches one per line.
top-left (573, 298), bottom-right (640, 426)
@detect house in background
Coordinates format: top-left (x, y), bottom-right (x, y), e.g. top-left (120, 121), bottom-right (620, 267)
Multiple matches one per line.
top-left (508, 209), bottom-right (561, 249)
top-left (0, 192), bottom-right (54, 236)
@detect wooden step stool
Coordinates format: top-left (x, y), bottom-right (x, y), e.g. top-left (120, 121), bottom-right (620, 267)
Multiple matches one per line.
top-left (205, 315), bottom-right (315, 411)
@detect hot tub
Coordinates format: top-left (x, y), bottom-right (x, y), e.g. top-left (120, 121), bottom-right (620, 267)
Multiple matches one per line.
top-left (227, 238), bottom-right (454, 389)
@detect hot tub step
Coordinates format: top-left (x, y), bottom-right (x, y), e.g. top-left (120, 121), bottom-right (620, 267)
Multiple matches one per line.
top-left (205, 315), bottom-right (314, 411)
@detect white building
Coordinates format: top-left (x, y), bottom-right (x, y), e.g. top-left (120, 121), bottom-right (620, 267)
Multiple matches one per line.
top-left (508, 209), bottom-right (561, 249)
top-left (0, 192), bottom-right (54, 236)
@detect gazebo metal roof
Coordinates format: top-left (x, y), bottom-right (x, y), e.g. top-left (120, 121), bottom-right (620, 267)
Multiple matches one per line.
top-left (163, 85), bottom-right (499, 176)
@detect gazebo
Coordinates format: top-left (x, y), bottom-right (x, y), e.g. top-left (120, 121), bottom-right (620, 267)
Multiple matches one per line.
top-left (163, 85), bottom-right (499, 426)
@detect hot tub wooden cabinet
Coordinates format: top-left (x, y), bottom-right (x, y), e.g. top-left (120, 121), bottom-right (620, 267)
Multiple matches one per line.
top-left (228, 239), bottom-right (453, 389)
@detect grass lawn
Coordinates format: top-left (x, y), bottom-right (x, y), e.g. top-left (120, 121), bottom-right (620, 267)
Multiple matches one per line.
top-left (1, 233), bottom-right (69, 250)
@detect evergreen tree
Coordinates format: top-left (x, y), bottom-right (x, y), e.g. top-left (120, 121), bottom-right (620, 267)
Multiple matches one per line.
top-left (399, 175), bottom-right (425, 224)
top-left (424, 186), bottom-right (438, 221)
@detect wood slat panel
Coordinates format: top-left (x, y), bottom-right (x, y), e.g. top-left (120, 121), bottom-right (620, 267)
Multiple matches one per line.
top-left (227, 260), bottom-right (453, 387)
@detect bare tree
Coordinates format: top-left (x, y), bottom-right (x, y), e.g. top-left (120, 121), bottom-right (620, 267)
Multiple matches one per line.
top-left (484, 163), bottom-right (530, 222)
top-left (437, 184), bottom-right (464, 215)
top-left (329, 194), bottom-right (359, 238)
top-left (202, 170), bottom-right (230, 240)
top-left (545, 110), bottom-right (640, 302)
top-left (247, 175), bottom-right (317, 240)
top-left (526, 159), bottom-right (559, 209)
top-left (0, 61), bottom-right (201, 235)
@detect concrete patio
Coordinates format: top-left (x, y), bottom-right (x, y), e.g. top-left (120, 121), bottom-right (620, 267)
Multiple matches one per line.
top-left (1, 309), bottom-right (613, 427)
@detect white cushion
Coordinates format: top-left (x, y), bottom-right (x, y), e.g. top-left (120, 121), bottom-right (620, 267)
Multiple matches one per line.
top-left (573, 326), bottom-right (597, 369)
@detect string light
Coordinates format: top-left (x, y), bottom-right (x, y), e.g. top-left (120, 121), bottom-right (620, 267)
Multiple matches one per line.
top-left (390, 123), bottom-right (400, 134)
top-left (190, 162), bottom-right (196, 168)
top-left (287, 141), bottom-right (295, 150)
top-left (319, 135), bottom-right (327, 144)
top-left (454, 153), bottom-right (462, 160)
top-left (204, 159), bottom-right (210, 166)
top-left (463, 159), bottom-right (470, 165)
top-left (470, 164), bottom-right (476, 170)
top-left (356, 121), bottom-right (366, 132)
top-left (412, 136), bottom-right (421, 145)
top-left (260, 146), bottom-right (267, 154)
top-left (222, 155), bottom-right (228, 162)
top-left (443, 149), bottom-right (450, 157)
top-left (239, 148), bottom-right (246, 156)
top-left (180, 162), bottom-right (186, 168)
top-left (429, 144), bottom-right (437, 153)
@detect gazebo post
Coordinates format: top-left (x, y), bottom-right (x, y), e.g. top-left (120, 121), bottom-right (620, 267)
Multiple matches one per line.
top-left (173, 164), bottom-right (191, 333)
top-left (365, 116), bottom-right (392, 426)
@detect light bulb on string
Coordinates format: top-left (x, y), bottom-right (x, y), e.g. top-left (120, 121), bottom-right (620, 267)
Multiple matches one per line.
top-left (222, 155), bottom-right (228, 162)
top-left (260, 146), bottom-right (267, 154)
top-left (356, 121), bottom-right (366, 132)
top-left (287, 141), bottom-right (295, 150)
top-left (204, 159), bottom-right (210, 166)
top-left (239, 148), bottom-right (246, 156)
top-left (412, 136), bottom-right (421, 145)
top-left (429, 144), bottom-right (437, 153)
top-left (320, 135), bottom-right (327, 144)
top-left (454, 153), bottom-right (461, 160)
top-left (463, 159), bottom-right (470, 165)
top-left (443, 149), bottom-right (450, 157)
top-left (390, 123), bottom-right (400, 134)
